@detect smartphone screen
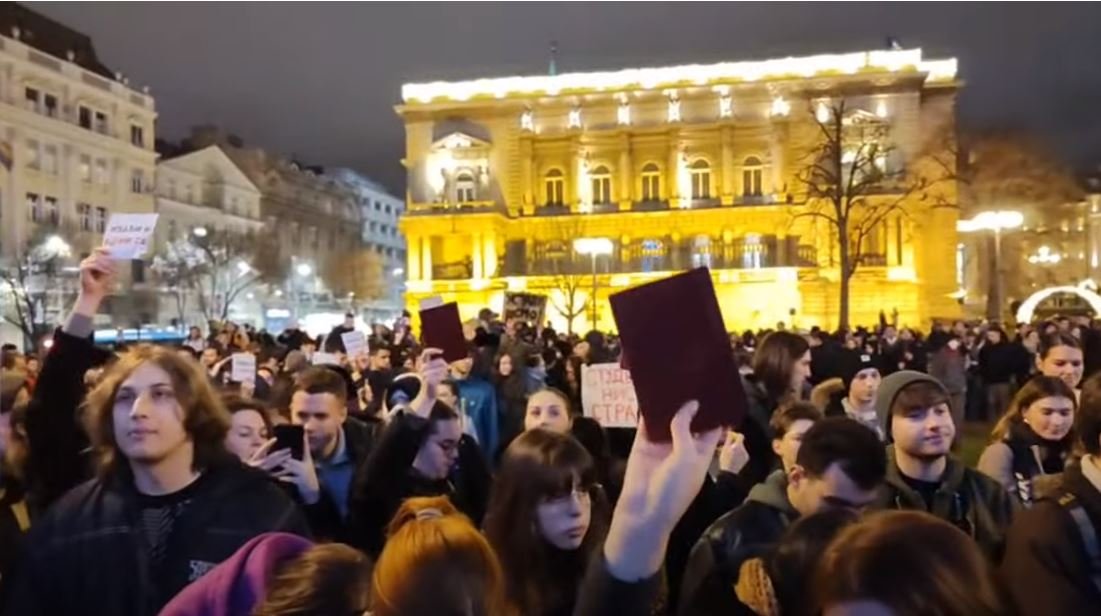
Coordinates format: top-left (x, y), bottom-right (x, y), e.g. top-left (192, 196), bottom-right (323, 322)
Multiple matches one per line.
top-left (272, 424), bottom-right (305, 460)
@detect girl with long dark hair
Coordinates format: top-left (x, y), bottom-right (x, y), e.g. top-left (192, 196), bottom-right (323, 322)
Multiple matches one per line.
top-left (484, 429), bottom-right (610, 616)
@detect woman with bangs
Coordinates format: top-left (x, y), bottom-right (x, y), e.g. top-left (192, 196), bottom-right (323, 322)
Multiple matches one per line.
top-left (484, 428), bottom-right (610, 616)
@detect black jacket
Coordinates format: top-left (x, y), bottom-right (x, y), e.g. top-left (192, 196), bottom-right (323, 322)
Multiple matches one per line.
top-left (979, 342), bottom-right (1018, 385)
top-left (3, 459), bottom-right (309, 616)
top-left (347, 410), bottom-right (489, 557)
top-left (573, 555), bottom-right (662, 616)
top-left (1001, 461), bottom-right (1101, 615)
top-left (875, 447), bottom-right (1015, 561)
top-left (299, 416), bottom-right (380, 542)
top-left (677, 470), bottom-right (797, 616)
top-left (276, 328), bottom-right (311, 351)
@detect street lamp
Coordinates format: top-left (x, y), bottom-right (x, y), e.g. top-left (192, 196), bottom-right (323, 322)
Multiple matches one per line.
top-left (573, 237), bottom-right (614, 330)
top-left (296, 263), bottom-right (313, 277)
top-left (43, 234), bottom-right (71, 258)
top-left (958, 210), bottom-right (1024, 321)
top-left (192, 226), bottom-right (208, 238)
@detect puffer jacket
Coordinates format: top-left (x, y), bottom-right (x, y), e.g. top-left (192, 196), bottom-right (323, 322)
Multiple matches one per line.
top-left (875, 446), bottom-right (1015, 561)
top-left (677, 470), bottom-right (797, 616)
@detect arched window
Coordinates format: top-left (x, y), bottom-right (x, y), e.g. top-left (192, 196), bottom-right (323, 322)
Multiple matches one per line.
top-left (742, 233), bottom-right (763, 269)
top-left (456, 171), bottom-right (476, 203)
top-left (742, 156), bottom-right (763, 197)
top-left (641, 163), bottom-right (661, 202)
top-left (591, 165), bottom-right (612, 205)
top-left (640, 238), bottom-right (665, 273)
top-left (690, 159), bottom-right (712, 200)
top-left (545, 169), bottom-right (565, 206)
top-left (692, 235), bottom-right (712, 268)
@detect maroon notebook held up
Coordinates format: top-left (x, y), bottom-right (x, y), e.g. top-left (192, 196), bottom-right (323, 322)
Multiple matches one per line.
top-left (419, 302), bottom-right (469, 363)
top-left (609, 267), bottom-right (746, 442)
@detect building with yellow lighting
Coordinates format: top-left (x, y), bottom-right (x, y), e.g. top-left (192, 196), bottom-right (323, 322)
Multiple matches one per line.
top-left (397, 48), bottom-right (961, 332)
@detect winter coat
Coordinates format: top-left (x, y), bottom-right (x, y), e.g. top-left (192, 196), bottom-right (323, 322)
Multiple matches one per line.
top-left (875, 447), bottom-right (1015, 561)
top-left (739, 376), bottom-right (782, 487)
top-left (979, 342), bottom-right (1018, 385)
top-left (929, 347), bottom-right (968, 394)
top-left (1001, 460), bottom-right (1101, 615)
top-left (573, 555), bottom-right (663, 616)
top-left (456, 377), bottom-right (500, 457)
top-left (301, 417), bottom-right (380, 541)
top-left (677, 470), bottom-right (797, 616)
top-left (3, 459), bottom-right (310, 616)
top-left (978, 422), bottom-right (1070, 508)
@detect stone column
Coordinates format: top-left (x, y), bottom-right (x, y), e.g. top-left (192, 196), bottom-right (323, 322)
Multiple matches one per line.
top-left (421, 236), bottom-right (433, 282)
top-left (521, 138), bottom-right (534, 215)
top-left (720, 126), bottom-right (734, 205)
top-left (471, 233), bottom-right (484, 279)
top-left (618, 134), bottom-right (632, 208)
top-left (407, 234), bottom-right (422, 281)
top-left (483, 232), bottom-right (498, 278)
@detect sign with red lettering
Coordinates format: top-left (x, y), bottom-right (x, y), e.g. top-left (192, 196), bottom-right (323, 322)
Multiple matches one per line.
top-left (102, 213), bottom-right (159, 259)
top-left (581, 363), bottom-right (640, 428)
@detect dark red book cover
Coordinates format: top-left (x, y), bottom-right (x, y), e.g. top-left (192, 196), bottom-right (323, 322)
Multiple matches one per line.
top-left (419, 302), bottom-right (468, 363)
top-left (609, 267), bottom-right (745, 442)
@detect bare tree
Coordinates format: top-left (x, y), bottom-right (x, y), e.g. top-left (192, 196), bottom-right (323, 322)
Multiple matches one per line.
top-left (0, 227), bottom-right (78, 347)
top-left (793, 99), bottom-right (936, 329)
top-left (151, 229), bottom-right (285, 324)
top-left (321, 248), bottom-right (386, 312)
top-left (549, 272), bottom-right (589, 336)
top-left (541, 217), bottom-right (593, 335)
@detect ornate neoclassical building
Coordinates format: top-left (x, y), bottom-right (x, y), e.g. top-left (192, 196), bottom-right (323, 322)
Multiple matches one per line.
top-left (397, 48), bottom-right (961, 331)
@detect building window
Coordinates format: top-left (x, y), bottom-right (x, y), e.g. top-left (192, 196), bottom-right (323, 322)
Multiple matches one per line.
top-left (42, 145), bottom-right (58, 175)
top-left (166, 218), bottom-right (177, 241)
top-left (94, 159), bottom-right (109, 185)
top-left (27, 193), bottom-right (42, 222)
top-left (640, 238), bottom-right (665, 273)
top-left (130, 124), bottom-right (144, 147)
top-left (692, 235), bottom-right (713, 268)
top-left (545, 169), bottom-right (565, 206)
top-left (25, 87), bottom-right (39, 112)
top-left (94, 111), bottom-right (108, 134)
top-left (690, 160), bottom-right (712, 200)
top-left (79, 154), bottom-right (92, 182)
top-left (25, 140), bottom-right (39, 170)
top-left (131, 169), bottom-right (144, 193)
top-left (591, 165), bottom-right (612, 205)
top-left (374, 201), bottom-right (381, 211)
top-left (78, 203), bottom-right (92, 231)
top-left (456, 172), bottom-right (476, 203)
top-left (742, 156), bottom-right (763, 197)
top-left (641, 163), bottom-right (661, 201)
top-left (44, 197), bottom-right (59, 226)
top-left (184, 184), bottom-right (194, 203)
top-left (742, 234), bottom-right (764, 269)
top-left (79, 106), bottom-right (92, 129)
top-left (43, 93), bottom-right (57, 118)
top-left (384, 204), bottom-right (391, 215)
top-left (95, 207), bottom-right (108, 233)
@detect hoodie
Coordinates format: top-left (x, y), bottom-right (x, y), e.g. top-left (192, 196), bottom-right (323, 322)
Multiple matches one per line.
top-left (159, 533), bottom-right (313, 616)
top-left (677, 470), bottom-right (797, 616)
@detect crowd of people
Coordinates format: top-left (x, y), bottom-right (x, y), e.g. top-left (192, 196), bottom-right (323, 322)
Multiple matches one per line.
top-left (2, 246), bottom-right (1101, 615)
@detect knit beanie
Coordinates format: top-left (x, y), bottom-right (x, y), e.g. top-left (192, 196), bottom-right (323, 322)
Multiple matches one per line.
top-left (838, 350), bottom-right (881, 392)
top-left (874, 370), bottom-right (949, 441)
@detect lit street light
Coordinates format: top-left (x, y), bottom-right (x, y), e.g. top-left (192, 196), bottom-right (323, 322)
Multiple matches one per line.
top-left (43, 234), bottom-right (72, 258)
top-left (392, 267), bottom-right (404, 277)
top-left (296, 263), bottom-right (313, 277)
top-left (573, 237), bottom-right (614, 330)
top-left (192, 226), bottom-right (208, 238)
top-left (957, 210), bottom-right (1023, 321)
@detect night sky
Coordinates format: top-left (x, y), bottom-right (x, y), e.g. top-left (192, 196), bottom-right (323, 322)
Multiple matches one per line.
top-left (30, 2), bottom-right (1101, 194)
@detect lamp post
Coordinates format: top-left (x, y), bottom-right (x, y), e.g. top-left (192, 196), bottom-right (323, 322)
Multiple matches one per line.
top-left (573, 237), bottom-right (613, 330)
top-left (958, 210), bottom-right (1024, 322)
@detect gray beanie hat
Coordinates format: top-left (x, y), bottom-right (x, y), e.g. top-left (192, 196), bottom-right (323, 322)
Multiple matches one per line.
top-left (874, 370), bottom-right (950, 441)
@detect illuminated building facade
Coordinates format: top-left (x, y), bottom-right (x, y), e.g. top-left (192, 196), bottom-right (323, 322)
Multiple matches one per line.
top-left (398, 48), bottom-right (961, 331)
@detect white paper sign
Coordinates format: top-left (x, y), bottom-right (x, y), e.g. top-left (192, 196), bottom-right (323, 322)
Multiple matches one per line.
top-left (581, 363), bottom-right (640, 428)
top-left (102, 213), bottom-right (159, 259)
top-left (341, 330), bottom-right (368, 358)
top-left (312, 352), bottom-right (341, 367)
top-left (419, 296), bottom-right (444, 311)
top-left (230, 353), bottom-right (256, 383)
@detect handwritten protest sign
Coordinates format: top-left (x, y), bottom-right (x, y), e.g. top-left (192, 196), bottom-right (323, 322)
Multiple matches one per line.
top-left (581, 363), bottom-right (640, 428)
top-left (102, 213), bottom-right (158, 259)
top-left (231, 353), bottom-right (256, 384)
top-left (342, 330), bottom-right (368, 358)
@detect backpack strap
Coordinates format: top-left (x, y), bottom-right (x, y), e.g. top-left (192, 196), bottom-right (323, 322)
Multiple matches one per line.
top-left (1057, 492), bottom-right (1101, 595)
